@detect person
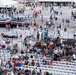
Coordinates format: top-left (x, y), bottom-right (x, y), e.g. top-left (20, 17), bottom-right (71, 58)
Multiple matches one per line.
top-left (35, 12), bottom-right (37, 18)
top-left (32, 69), bottom-right (36, 75)
top-left (33, 22), bottom-right (38, 30)
top-left (13, 59), bottom-right (18, 67)
top-left (24, 37), bottom-right (29, 49)
top-left (37, 32), bottom-right (40, 40)
top-left (8, 25), bottom-right (11, 31)
top-left (41, 33), bottom-right (44, 40)
top-left (52, 6), bottom-right (54, 11)
top-left (71, 11), bottom-right (73, 16)
top-left (36, 60), bottom-right (40, 67)
top-left (18, 71), bottom-right (22, 75)
top-left (24, 54), bottom-right (29, 60)
top-left (72, 53), bottom-right (76, 60)
top-left (24, 60), bottom-right (29, 65)
top-left (5, 24), bottom-right (8, 31)
top-left (39, 69), bottom-right (42, 75)
top-left (41, 15), bottom-right (43, 23)
top-left (17, 61), bottom-right (23, 67)
top-left (45, 30), bottom-right (48, 37)
top-left (59, 24), bottom-right (61, 29)
top-left (57, 27), bottom-right (60, 36)
top-left (64, 27), bottom-right (67, 32)
top-left (31, 60), bottom-right (35, 66)
top-left (62, 18), bottom-right (64, 24)
top-left (60, 10), bottom-right (62, 15)
top-left (21, 69), bottom-right (25, 74)
top-left (10, 71), bottom-right (14, 75)
top-left (8, 11), bottom-right (11, 17)
top-left (46, 72), bottom-right (49, 75)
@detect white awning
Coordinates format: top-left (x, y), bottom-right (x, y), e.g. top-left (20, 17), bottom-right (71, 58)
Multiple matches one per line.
top-left (0, 0), bottom-right (18, 8)
top-left (38, 0), bottom-right (76, 2)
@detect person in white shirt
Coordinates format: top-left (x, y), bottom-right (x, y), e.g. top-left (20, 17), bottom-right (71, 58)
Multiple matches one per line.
top-left (72, 54), bottom-right (76, 60)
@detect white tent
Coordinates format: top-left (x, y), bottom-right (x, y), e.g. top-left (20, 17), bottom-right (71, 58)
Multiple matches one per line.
top-left (38, 0), bottom-right (76, 3)
top-left (0, 0), bottom-right (18, 8)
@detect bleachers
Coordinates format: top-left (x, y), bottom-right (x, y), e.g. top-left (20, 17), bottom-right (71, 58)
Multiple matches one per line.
top-left (0, 49), bottom-right (75, 75)
top-left (16, 63), bottom-right (76, 75)
top-left (15, 53), bottom-right (76, 75)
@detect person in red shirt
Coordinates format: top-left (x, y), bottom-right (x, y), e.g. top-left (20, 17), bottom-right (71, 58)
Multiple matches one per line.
top-left (1, 44), bottom-right (6, 49)
top-left (34, 22), bottom-right (37, 27)
top-left (13, 59), bottom-right (18, 67)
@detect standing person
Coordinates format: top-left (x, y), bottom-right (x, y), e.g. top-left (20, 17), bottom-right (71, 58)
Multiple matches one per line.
top-left (40, 10), bottom-right (42, 14)
top-left (16, 24), bottom-right (19, 29)
top-left (8, 11), bottom-right (11, 17)
top-left (8, 25), bottom-right (11, 31)
top-left (35, 12), bottom-right (37, 18)
top-left (62, 18), bottom-right (64, 24)
top-left (34, 22), bottom-right (37, 27)
top-left (71, 11), bottom-right (73, 17)
top-left (60, 10), bottom-right (62, 15)
top-left (50, 7), bottom-right (52, 13)
top-left (37, 32), bottom-right (40, 40)
top-left (11, 10), bottom-right (14, 18)
top-left (59, 23), bottom-right (61, 29)
top-left (64, 27), bottom-right (67, 32)
top-left (5, 24), bottom-right (8, 31)
top-left (52, 6), bottom-right (54, 11)
top-left (45, 30), bottom-right (48, 37)
top-left (41, 33), bottom-right (44, 40)
top-left (57, 27), bottom-right (60, 36)
top-left (41, 15), bottom-right (43, 23)
top-left (33, 22), bottom-right (38, 30)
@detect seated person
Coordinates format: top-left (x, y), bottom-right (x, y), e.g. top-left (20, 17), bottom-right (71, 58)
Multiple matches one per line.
top-left (36, 60), bottom-right (40, 67)
top-left (24, 54), bottom-right (29, 60)
top-left (31, 60), bottom-right (35, 66)
top-left (24, 60), bottom-right (29, 65)
top-left (17, 17), bottom-right (19, 21)
top-left (17, 61), bottom-right (23, 67)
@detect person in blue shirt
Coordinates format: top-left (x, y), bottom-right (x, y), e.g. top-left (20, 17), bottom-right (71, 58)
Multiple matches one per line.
top-left (52, 6), bottom-right (54, 11)
top-left (21, 69), bottom-right (25, 74)
top-left (45, 30), bottom-right (48, 37)
top-left (36, 60), bottom-right (40, 67)
top-left (8, 25), bottom-right (11, 31)
top-left (24, 55), bottom-right (29, 60)
top-left (7, 46), bottom-right (12, 51)
top-left (8, 65), bottom-right (14, 72)
top-left (17, 61), bottom-right (23, 67)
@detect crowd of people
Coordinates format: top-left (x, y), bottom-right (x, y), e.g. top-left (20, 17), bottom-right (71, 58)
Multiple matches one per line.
top-left (0, 2), bottom-right (76, 75)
